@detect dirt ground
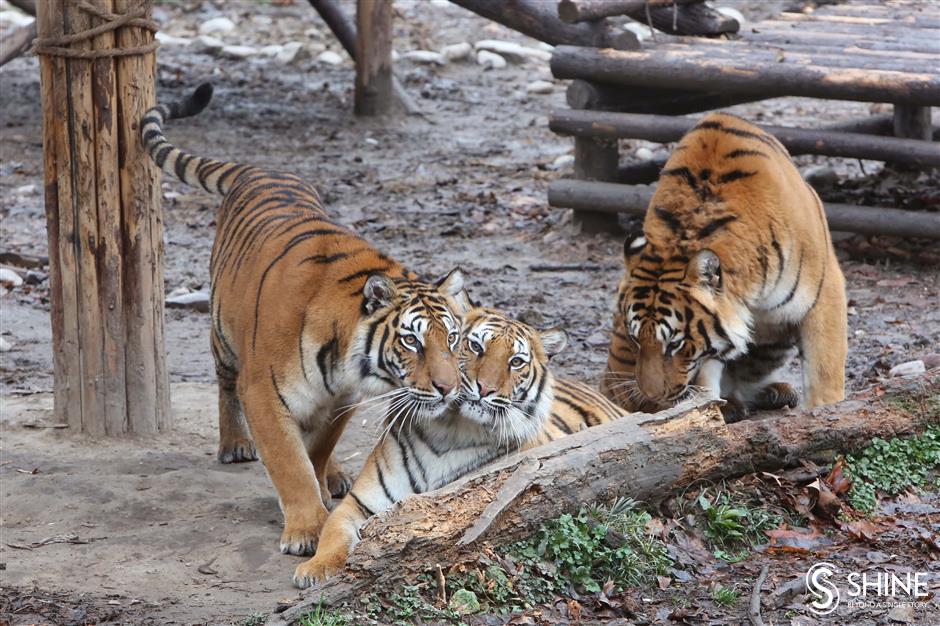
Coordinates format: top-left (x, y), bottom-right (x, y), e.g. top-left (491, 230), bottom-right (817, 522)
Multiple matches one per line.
top-left (1, 1), bottom-right (939, 624)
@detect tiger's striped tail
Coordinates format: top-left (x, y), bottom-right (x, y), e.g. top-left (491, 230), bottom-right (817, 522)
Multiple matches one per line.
top-left (141, 83), bottom-right (247, 196)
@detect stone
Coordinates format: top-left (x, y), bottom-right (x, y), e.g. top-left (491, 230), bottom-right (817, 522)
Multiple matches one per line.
top-left (549, 154), bottom-right (574, 171)
top-left (402, 50), bottom-right (446, 65)
top-left (166, 291), bottom-right (210, 313)
top-left (923, 353), bottom-right (940, 369)
top-left (191, 35), bottom-right (224, 55)
top-left (276, 42), bottom-right (309, 64)
top-left (889, 360), bottom-right (926, 377)
top-left (526, 80), bottom-right (554, 94)
top-left (476, 50), bottom-right (506, 70)
top-left (803, 165), bottom-right (839, 189)
top-left (198, 17), bottom-right (235, 36)
top-left (441, 42), bottom-right (472, 62)
top-left (474, 39), bottom-right (551, 63)
top-left (0, 337), bottom-right (11, 353)
top-left (155, 32), bottom-right (190, 47)
top-left (448, 589), bottom-right (480, 615)
top-left (635, 147), bottom-right (654, 160)
top-left (14, 183), bottom-right (36, 195)
top-left (624, 23), bottom-right (653, 41)
top-left (317, 50), bottom-right (344, 66)
top-left (715, 6), bottom-right (745, 25)
top-left (167, 286), bottom-right (190, 298)
top-left (0, 10), bottom-right (34, 29)
top-left (0, 267), bottom-right (23, 288)
top-left (259, 44), bottom-right (283, 57)
top-left (220, 45), bottom-right (257, 60)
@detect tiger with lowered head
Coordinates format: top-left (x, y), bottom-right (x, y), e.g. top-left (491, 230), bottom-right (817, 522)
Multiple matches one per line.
top-left (293, 307), bottom-right (634, 588)
top-left (142, 84), bottom-right (471, 556)
top-left (601, 112), bottom-right (846, 422)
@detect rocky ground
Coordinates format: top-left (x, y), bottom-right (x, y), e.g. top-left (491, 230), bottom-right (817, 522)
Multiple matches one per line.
top-left (1, 0), bottom-right (938, 624)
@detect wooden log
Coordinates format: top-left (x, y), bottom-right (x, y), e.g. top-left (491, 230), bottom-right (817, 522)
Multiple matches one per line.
top-left (115, 0), bottom-right (170, 433)
top-left (557, 0), bottom-right (692, 23)
top-left (308, 0), bottom-right (419, 115)
top-left (354, 0), bottom-right (392, 116)
top-left (550, 45), bottom-right (940, 106)
top-left (893, 105), bottom-right (933, 141)
top-left (743, 28), bottom-right (940, 54)
top-left (268, 373), bottom-right (939, 620)
top-left (566, 79), bottom-right (762, 114)
top-left (450, 0), bottom-right (639, 50)
top-left (547, 179), bottom-right (940, 239)
top-left (37, 0), bottom-right (169, 434)
top-left (0, 21), bottom-right (36, 67)
top-left (573, 136), bottom-right (621, 233)
top-left (548, 110), bottom-right (940, 167)
top-left (621, 0), bottom-right (739, 37)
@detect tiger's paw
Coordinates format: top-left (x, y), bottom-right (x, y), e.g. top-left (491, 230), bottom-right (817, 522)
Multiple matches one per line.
top-left (293, 549), bottom-right (348, 589)
top-left (753, 382), bottom-right (800, 411)
top-left (218, 438), bottom-right (258, 464)
top-left (280, 506), bottom-right (328, 556)
top-left (326, 467), bottom-right (352, 499)
top-left (720, 397), bottom-right (749, 424)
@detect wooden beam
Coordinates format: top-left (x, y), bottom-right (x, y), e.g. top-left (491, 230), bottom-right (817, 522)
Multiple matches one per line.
top-left (547, 180), bottom-right (940, 239)
top-left (0, 21), bottom-right (36, 67)
top-left (549, 110), bottom-right (940, 167)
top-left (893, 105), bottom-right (933, 141)
top-left (573, 137), bottom-right (621, 233)
top-left (354, 0), bottom-right (393, 116)
top-left (450, 0), bottom-right (639, 50)
top-left (37, 0), bottom-right (169, 434)
top-left (550, 45), bottom-right (940, 106)
top-left (566, 79), bottom-right (763, 114)
top-left (558, 0), bottom-right (682, 23)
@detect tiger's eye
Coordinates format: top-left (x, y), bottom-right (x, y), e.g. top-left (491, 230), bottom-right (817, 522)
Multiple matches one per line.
top-left (468, 339), bottom-right (483, 354)
top-left (509, 357), bottom-right (525, 368)
top-left (402, 335), bottom-right (417, 346)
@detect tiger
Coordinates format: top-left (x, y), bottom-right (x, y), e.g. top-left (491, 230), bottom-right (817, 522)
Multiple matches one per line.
top-left (600, 111), bottom-right (847, 422)
top-left (292, 306), bottom-right (633, 588)
top-left (141, 83), bottom-right (471, 556)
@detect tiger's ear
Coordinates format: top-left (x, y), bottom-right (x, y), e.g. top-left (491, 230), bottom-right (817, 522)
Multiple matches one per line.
top-left (436, 267), bottom-right (473, 315)
top-left (623, 236), bottom-right (646, 266)
top-left (538, 328), bottom-right (568, 359)
top-left (363, 274), bottom-right (397, 314)
top-left (690, 249), bottom-right (721, 290)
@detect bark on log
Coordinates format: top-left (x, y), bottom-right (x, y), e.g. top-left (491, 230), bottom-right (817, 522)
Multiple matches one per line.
top-left (547, 180), bottom-right (940, 240)
top-left (268, 373), bottom-right (939, 623)
top-left (38, 0), bottom-right (169, 434)
top-left (566, 78), bottom-right (762, 114)
top-left (450, 0), bottom-right (639, 50)
top-left (548, 110), bottom-right (940, 167)
top-left (573, 136), bottom-right (621, 233)
top-left (354, 0), bottom-right (392, 116)
top-left (621, 0), bottom-right (739, 37)
top-left (550, 45), bottom-right (940, 106)
top-left (557, 0), bottom-right (695, 23)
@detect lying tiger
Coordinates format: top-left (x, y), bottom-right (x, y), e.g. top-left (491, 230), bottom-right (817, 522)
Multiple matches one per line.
top-left (142, 84), bottom-right (470, 555)
top-left (293, 307), bottom-right (632, 588)
top-left (601, 112), bottom-right (847, 422)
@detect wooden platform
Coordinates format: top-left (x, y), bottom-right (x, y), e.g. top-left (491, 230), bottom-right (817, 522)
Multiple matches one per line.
top-left (547, 0), bottom-right (940, 238)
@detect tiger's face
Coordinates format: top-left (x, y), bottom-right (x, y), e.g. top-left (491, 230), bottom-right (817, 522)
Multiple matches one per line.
top-left (617, 237), bottom-right (748, 405)
top-left (356, 269), bottom-right (470, 420)
top-left (457, 308), bottom-right (568, 445)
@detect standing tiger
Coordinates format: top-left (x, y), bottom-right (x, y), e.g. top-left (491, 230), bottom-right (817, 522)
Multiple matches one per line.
top-left (141, 84), bottom-right (471, 555)
top-left (601, 112), bottom-right (846, 422)
top-left (293, 307), bottom-right (634, 588)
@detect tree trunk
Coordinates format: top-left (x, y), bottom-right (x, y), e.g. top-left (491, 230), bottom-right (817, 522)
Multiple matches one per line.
top-left (37, 0), bottom-right (169, 435)
top-left (354, 0), bottom-right (393, 116)
top-left (268, 373), bottom-right (939, 623)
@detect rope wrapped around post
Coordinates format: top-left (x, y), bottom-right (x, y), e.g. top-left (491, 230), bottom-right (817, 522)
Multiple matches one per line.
top-left (32, 0), bottom-right (158, 58)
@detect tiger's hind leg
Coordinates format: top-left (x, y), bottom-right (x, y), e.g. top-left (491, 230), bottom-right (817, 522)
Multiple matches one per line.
top-left (304, 406), bottom-right (354, 507)
top-left (799, 259), bottom-right (847, 408)
top-left (214, 339), bottom-right (257, 464)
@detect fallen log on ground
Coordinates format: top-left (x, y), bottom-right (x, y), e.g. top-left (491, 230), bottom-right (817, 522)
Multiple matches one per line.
top-left (269, 372), bottom-right (938, 624)
top-left (450, 0), bottom-right (639, 50)
top-left (558, 0), bottom-right (738, 37)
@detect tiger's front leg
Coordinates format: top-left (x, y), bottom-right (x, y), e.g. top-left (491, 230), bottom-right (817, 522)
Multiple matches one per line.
top-left (293, 496), bottom-right (365, 589)
top-left (239, 378), bottom-right (329, 556)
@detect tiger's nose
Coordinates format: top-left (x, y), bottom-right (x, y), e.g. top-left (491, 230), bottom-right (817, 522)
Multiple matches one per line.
top-left (432, 380), bottom-right (454, 397)
top-left (477, 381), bottom-right (496, 398)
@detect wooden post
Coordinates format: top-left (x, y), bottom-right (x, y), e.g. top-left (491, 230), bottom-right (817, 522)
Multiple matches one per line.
top-left (573, 137), bottom-right (621, 234)
top-left (36, 0), bottom-right (169, 435)
top-left (354, 0), bottom-right (393, 116)
top-left (892, 105), bottom-right (932, 141)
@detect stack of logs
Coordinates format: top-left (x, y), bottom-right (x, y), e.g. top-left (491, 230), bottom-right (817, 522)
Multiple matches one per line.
top-left (546, 0), bottom-right (940, 238)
